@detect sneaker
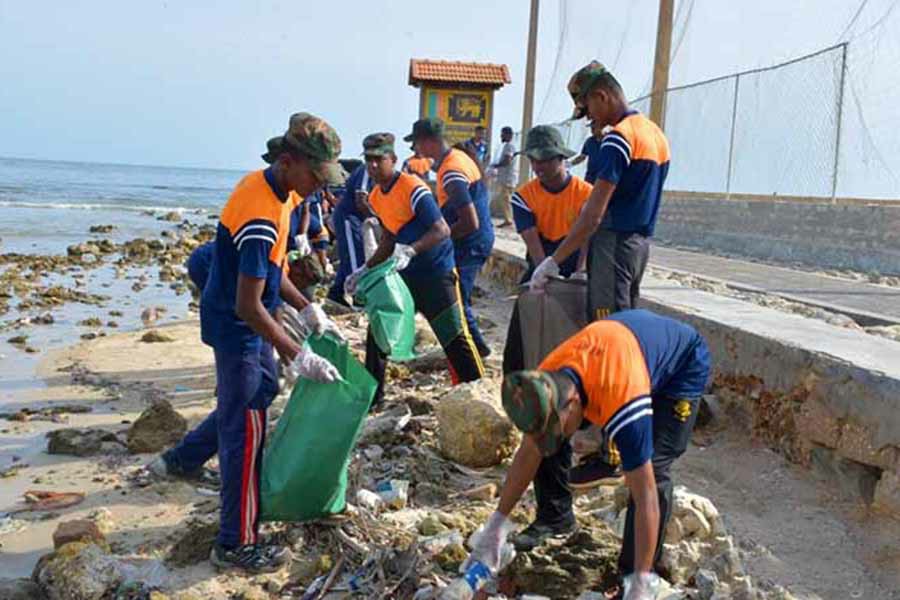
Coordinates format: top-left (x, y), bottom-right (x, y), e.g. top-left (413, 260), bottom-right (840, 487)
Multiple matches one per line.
top-left (476, 341), bottom-right (492, 358)
top-left (511, 519), bottom-right (578, 552)
top-left (210, 543), bottom-right (290, 574)
top-left (568, 454), bottom-right (623, 490)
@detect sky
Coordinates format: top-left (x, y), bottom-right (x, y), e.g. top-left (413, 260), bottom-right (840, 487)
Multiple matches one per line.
top-left (1, 0), bottom-right (898, 196)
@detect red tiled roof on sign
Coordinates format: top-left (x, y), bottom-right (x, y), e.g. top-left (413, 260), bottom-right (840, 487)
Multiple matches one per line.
top-left (409, 59), bottom-right (511, 88)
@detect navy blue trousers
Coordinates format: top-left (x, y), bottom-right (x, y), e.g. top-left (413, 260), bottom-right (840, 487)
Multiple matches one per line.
top-left (164, 341), bottom-right (279, 548)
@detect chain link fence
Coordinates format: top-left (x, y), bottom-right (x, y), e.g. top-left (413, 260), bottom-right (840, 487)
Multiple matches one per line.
top-left (513, 43), bottom-right (873, 201)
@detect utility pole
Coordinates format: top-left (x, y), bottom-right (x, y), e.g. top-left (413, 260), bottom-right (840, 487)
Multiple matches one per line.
top-left (518, 0), bottom-right (539, 185)
top-left (649, 0), bottom-right (674, 129)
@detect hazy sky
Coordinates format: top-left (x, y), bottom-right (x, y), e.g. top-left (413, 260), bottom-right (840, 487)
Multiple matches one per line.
top-left (1, 0), bottom-right (895, 181)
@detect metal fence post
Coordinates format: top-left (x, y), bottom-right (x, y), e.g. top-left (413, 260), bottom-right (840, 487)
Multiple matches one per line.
top-left (830, 42), bottom-right (848, 203)
top-left (725, 74), bottom-right (740, 200)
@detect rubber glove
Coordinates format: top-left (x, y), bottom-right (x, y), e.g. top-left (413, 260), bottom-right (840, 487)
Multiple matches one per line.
top-left (570, 270), bottom-right (588, 281)
top-left (623, 572), bottom-right (660, 600)
top-left (460, 511), bottom-right (516, 575)
top-left (288, 345), bottom-right (340, 383)
top-left (529, 256), bottom-right (559, 291)
top-left (298, 303), bottom-right (345, 342)
top-left (293, 234), bottom-right (312, 257)
top-left (344, 265), bottom-right (368, 297)
top-left (391, 243), bottom-right (417, 271)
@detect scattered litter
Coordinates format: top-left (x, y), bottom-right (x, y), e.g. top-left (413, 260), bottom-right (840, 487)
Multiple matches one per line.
top-left (375, 479), bottom-right (410, 510)
top-left (7, 490), bottom-right (86, 514)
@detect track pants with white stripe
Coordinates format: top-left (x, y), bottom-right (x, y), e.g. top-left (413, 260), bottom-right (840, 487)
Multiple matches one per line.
top-left (164, 341), bottom-right (278, 548)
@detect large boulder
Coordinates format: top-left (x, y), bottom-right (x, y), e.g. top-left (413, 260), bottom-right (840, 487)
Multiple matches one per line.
top-left (46, 428), bottom-right (125, 457)
top-left (126, 400), bottom-right (187, 454)
top-left (435, 379), bottom-right (519, 468)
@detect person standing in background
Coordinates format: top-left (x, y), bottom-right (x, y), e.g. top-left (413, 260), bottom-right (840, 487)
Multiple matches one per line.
top-left (488, 126), bottom-right (518, 228)
top-left (327, 159), bottom-right (374, 305)
top-left (570, 119), bottom-right (606, 184)
top-left (468, 125), bottom-right (489, 166)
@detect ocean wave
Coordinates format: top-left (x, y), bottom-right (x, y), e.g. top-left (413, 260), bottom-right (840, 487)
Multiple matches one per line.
top-left (0, 200), bottom-right (210, 214)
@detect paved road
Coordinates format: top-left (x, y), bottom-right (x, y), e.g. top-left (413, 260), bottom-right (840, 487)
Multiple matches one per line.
top-left (651, 246), bottom-right (900, 324)
top-left (491, 228), bottom-right (899, 324)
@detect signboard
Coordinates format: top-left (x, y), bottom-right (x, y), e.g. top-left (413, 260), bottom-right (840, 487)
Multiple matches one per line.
top-left (421, 86), bottom-right (492, 146)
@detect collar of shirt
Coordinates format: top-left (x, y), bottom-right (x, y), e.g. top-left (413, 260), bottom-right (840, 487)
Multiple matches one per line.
top-left (539, 174), bottom-right (573, 195)
top-left (379, 171), bottom-right (402, 194)
top-left (263, 167), bottom-right (289, 203)
top-left (559, 366), bottom-right (589, 408)
top-left (614, 108), bottom-right (640, 126)
top-left (433, 148), bottom-right (453, 172)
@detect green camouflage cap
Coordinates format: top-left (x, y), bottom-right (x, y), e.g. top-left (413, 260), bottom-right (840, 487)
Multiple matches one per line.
top-left (567, 61), bottom-right (618, 119)
top-left (362, 132), bottom-right (396, 157)
top-left (284, 112), bottom-right (346, 185)
top-left (502, 370), bottom-right (566, 456)
top-left (522, 125), bottom-right (577, 161)
top-left (261, 135), bottom-right (284, 164)
top-left (403, 118), bottom-right (444, 142)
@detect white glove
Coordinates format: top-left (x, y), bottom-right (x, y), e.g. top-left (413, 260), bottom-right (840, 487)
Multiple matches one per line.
top-left (293, 234), bottom-right (312, 257)
top-left (324, 261), bottom-right (335, 277)
top-left (623, 572), bottom-right (660, 600)
top-left (391, 244), bottom-right (417, 271)
top-left (344, 265), bottom-right (367, 297)
top-left (570, 270), bottom-right (588, 281)
top-left (288, 345), bottom-right (340, 383)
top-left (460, 511), bottom-right (515, 575)
top-left (298, 303), bottom-right (345, 341)
top-left (529, 256), bottom-right (559, 291)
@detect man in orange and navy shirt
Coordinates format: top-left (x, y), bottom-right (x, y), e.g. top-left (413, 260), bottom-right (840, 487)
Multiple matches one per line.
top-left (502, 124), bottom-right (592, 373)
top-left (150, 114), bottom-right (346, 575)
top-left (529, 61), bottom-right (670, 321)
top-left (405, 118), bottom-right (494, 358)
top-left (344, 132), bottom-right (484, 405)
top-left (461, 310), bottom-right (710, 600)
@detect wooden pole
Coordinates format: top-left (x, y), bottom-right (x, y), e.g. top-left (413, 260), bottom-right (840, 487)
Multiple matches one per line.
top-left (518, 0), bottom-right (539, 185)
top-left (649, 0), bottom-right (674, 129)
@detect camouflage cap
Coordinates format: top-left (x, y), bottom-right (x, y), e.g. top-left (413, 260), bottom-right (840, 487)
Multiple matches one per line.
top-left (261, 135), bottom-right (285, 165)
top-left (502, 370), bottom-right (566, 456)
top-left (362, 132), bottom-right (396, 157)
top-left (283, 112), bottom-right (346, 185)
top-left (522, 125), bottom-right (577, 161)
top-left (567, 61), bottom-right (618, 119)
top-left (403, 117), bottom-right (445, 142)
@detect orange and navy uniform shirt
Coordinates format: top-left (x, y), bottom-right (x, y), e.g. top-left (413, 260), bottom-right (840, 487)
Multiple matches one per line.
top-left (200, 168), bottom-right (291, 350)
top-left (402, 155), bottom-right (434, 180)
top-left (434, 148), bottom-right (494, 260)
top-left (510, 174), bottom-right (592, 276)
top-left (367, 172), bottom-right (454, 277)
top-left (539, 309), bottom-right (710, 471)
top-left (594, 110), bottom-right (670, 236)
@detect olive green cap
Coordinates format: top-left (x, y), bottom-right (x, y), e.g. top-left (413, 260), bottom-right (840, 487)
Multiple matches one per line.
top-left (522, 125), bottom-right (577, 160)
top-left (261, 135), bottom-right (284, 164)
top-left (362, 132), bottom-right (396, 157)
top-left (566, 61), bottom-right (620, 119)
top-left (502, 370), bottom-right (566, 456)
top-left (283, 112), bottom-right (346, 185)
top-left (403, 118), bottom-right (445, 142)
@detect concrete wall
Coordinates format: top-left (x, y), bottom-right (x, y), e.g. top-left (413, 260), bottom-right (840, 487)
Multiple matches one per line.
top-left (655, 192), bottom-right (900, 275)
top-left (482, 245), bottom-right (900, 517)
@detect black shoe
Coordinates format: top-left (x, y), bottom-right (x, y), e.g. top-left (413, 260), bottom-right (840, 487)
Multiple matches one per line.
top-left (210, 543), bottom-right (290, 574)
top-left (568, 454), bottom-right (622, 490)
top-left (512, 520), bottom-right (578, 552)
top-left (476, 341), bottom-right (492, 358)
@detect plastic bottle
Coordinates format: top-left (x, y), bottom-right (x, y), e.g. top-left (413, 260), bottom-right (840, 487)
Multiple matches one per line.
top-left (438, 560), bottom-right (492, 600)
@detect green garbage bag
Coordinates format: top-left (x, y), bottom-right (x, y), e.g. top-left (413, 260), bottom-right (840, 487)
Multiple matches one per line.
top-left (355, 258), bottom-right (417, 361)
top-left (260, 333), bottom-right (376, 522)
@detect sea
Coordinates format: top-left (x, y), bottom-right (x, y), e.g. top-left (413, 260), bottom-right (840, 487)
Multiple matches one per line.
top-left (0, 156), bottom-right (246, 255)
top-left (0, 157), bottom-right (248, 411)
